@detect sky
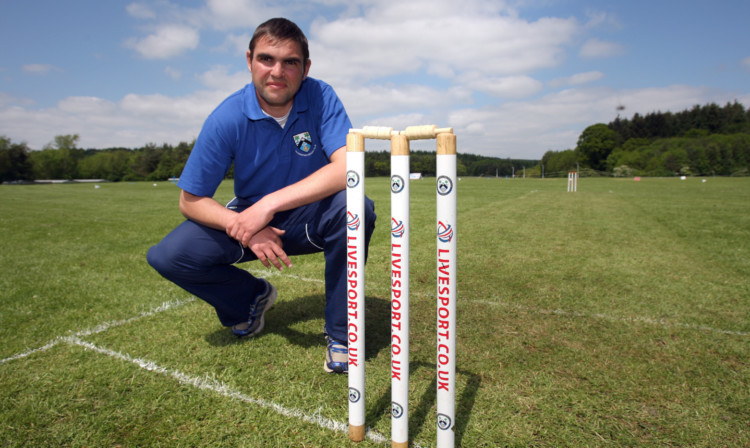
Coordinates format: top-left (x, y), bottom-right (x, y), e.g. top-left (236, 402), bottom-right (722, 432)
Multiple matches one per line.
top-left (1, 0), bottom-right (749, 159)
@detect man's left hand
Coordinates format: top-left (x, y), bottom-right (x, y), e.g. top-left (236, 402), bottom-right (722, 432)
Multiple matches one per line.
top-left (248, 226), bottom-right (292, 270)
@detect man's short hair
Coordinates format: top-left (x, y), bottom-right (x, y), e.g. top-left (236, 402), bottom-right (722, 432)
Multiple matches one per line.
top-left (249, 18), bottom-right (309, 64)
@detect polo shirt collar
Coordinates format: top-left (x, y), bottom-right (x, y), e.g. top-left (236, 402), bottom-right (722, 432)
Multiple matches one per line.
top-left (243, 78), bottom-right (311, 121)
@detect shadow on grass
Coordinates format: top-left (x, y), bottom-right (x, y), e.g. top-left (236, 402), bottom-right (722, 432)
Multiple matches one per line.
top-left (204, 294), bottom-right (481, 444)
top-left (204, 294), bottom-right (391, 361)
top-left (364, 362), bottom-right (481, 446)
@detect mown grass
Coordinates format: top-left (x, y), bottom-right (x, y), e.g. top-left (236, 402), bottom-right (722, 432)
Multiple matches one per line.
top-left (1, 177), bottom-right (748, 447)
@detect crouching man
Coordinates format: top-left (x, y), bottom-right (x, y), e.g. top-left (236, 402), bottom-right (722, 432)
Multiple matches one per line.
top-left (147, 18), bottom-right (375, 373)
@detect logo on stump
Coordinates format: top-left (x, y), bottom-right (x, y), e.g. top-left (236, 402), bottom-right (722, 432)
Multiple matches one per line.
top-left (347, 212), bottom-right (361, 231)
top-left (347, 171), bottom-right (360, 188)
top-left (391, 218), bottom-right (405, 238)
top-left (392, 402), bottom-right (404, 418)
top-left (437, 221), bottom-right (453, 243)
top-left (437, 175), bottom-right (453, 195)
top-left (348, 387), bottom-right (361, 403)
top-left (391, 175), bottom-right (405, 193)
top-left (437, 413), bottom-right (452, 431)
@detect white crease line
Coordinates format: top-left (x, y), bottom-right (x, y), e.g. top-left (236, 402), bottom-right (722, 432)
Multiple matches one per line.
top-left (473, 299), bottom-right (749, 337)
top-left (64, 336), bottom-right (391, 445)
top-left (1, 297), bottom-right (196, 365)
top-left (0, 339), bottom-right (61, 365)
top-left (75, 297), bottom-right (197, 337)
top-left (248, 268), bottom-right (325, 284)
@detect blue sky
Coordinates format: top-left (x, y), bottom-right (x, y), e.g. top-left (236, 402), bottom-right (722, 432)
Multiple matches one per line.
top-left (1, 0), bottom-right (749, 158)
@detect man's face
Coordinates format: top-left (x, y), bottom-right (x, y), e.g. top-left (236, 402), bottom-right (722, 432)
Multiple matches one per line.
top-left (247, 36), bottom-right (311, 116)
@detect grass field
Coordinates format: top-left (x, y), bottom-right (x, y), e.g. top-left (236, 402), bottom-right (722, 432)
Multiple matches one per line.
top-left (1, 176), bottom-right (748, 447)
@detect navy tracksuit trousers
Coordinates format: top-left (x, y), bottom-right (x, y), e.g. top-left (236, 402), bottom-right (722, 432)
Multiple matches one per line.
top-left (147, 190), bottom-right (376, 344)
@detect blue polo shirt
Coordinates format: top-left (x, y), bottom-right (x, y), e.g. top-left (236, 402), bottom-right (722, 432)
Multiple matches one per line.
top-left (178, 77), bottom-right (352, 202)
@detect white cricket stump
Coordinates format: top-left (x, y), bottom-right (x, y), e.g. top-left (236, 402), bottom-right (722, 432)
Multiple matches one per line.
top-left (567, 171), bottom-right (578, 192)
top-left (436, 133), bottom-right (457, 448)
top-left (390, 133), bottom-right (410, 448)
top-left (346, 132), bottom-right (366, 442)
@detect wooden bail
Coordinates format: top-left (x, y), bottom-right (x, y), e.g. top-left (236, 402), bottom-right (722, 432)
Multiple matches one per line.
top-left (437, 133), bottom-right (456, 155)
top-left (402, 125), bottom-right (454, 140)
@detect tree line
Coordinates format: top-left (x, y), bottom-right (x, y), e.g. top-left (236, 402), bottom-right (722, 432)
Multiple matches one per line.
top-left (1, 134), bottom-right (536, 183)
top-left (0, 134), bottom-right (193, 183)
top-left (542, 101), bottom-right (750, 177)
top-left (362, 150), bottom-right (536, 178)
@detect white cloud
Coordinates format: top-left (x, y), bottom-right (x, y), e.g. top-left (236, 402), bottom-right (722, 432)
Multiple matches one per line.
top-left (202, 0), bottom-right (282, 30)
top-left (126, 24), bottom-right (200, 59)
top-left (548, 71), bottom-right (605, 88)
top-left (164, 66), bottom-right (182, 80)
top-left (579, 38), bottom-right (625, 59)
top-left (58, 97), bottom-right (116, 115)
top-left (584, 9), bottom-right (621, 30)
top-left (214, 33), bottom-right (252, 56)
top-left (0, 91), bottom-right (222, 150)
top-left (0, 92), bottom-right (34, 108)
top-left (310, 12), bottom-right (580, 87)
top-left (126, 3), bottom-right (156, 19)
top-left (22, 64), bottom-right (63, 74)
top-left (468, 75), bottom-right (544, 98)
top-left (443, 84), bottom-right (725, 158)
top-left (336, 84), bottom-right (471, 120)
top-left (196, 65), bottom-right (250, 91)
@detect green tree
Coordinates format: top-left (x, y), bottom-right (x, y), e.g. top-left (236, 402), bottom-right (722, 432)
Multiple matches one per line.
top-left (0, 136), bottom-right (33, 182)
top-left (128, 143), bottom-right (163, 180)
top-left (576, 124), bottom-right (617, 171)
top-left (148, 141), bottom-right (193, 180)
top-left (29, 148), bottom-right (61, 179)
top-left (77, 149), bottom-right (133, 181)
top-left (43, 134), bottom-right (83, 179)
top-left (412, 151), bottom-right (436, 176)
top-left (541, 149), bottom-right (578, 177)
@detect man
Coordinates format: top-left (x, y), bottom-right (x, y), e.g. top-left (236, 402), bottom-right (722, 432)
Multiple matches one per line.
top-left (147, 18), bottom-right (376, 374)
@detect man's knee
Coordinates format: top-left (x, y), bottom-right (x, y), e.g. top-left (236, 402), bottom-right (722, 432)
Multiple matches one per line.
top-left (147, 223), bottom-right (209, 279)
top-left (147, 242), bottom-right (178, 278)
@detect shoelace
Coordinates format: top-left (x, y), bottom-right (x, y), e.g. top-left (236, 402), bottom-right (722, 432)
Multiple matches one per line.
top-left (328, 342), bottom-right (347, 354)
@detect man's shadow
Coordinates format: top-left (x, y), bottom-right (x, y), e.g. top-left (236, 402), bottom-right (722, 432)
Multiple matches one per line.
top-left (204, 293), bottom-right (390, 361)
top-left (204, 293), bottom-right (481, 445)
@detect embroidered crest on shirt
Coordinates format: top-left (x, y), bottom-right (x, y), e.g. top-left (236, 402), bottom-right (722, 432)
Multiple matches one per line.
top-left (293, 132), bottom-right (315, 156)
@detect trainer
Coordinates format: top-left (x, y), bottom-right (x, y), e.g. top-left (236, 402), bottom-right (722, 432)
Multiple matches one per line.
top-left (147, 18), bottom-right (376, 374)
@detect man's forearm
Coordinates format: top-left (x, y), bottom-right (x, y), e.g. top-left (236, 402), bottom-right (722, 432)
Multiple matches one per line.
top-left (179, 190), bottom-right (236, 231)
top-left (180, 146), bottom-right (346, 246)
top-left (258, 147), bottom-right (346, 216)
